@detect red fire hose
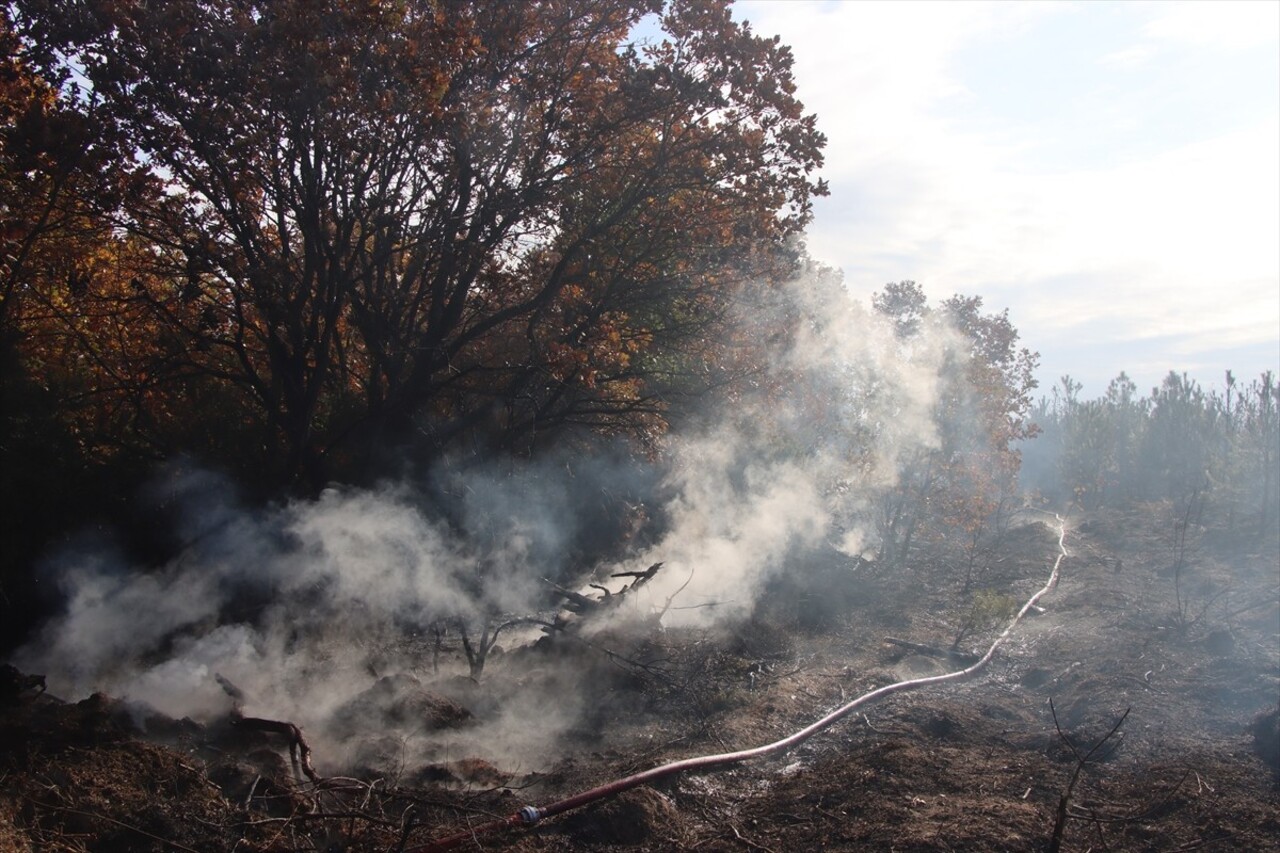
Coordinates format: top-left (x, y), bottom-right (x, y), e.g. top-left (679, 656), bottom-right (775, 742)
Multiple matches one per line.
top-left (411, 516), bottom-right (1069, 852)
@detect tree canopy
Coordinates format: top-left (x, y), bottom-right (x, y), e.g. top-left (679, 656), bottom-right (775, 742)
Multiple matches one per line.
top-left (6, 0), bottom-right (826, 490)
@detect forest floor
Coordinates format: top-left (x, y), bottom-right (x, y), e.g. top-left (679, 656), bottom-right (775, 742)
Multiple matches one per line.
top-left (2, 502), bottom-right (1278, 852)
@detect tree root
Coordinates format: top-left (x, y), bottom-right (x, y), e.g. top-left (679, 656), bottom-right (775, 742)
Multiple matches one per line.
top-left (231, 713), bottom-right (320, 784)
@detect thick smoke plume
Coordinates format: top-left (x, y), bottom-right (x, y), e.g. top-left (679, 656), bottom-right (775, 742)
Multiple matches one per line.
top-left (15, 269), bottom-right (971, 771)
top-left (606, 274), bottom-right (965, 625)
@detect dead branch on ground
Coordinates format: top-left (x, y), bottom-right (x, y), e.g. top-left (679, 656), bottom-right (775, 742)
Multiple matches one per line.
top-left (882, 636), bottom-right (980, 664)
top-left (232, 713), bottom-right (320, 783)
top-left (216, 672), bottom-right (320, 783)
top-left (540, 561), bottom-right (670, 637)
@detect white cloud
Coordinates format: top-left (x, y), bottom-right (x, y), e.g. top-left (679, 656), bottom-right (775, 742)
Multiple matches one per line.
top-left (1098, 2), bottom-right (1278, 67)
top-left (1141, 0), bottom-right (1280, 51)
top-left (742, 1), bottom-right (1048, 171)
top-left (733, 0), bottom-right (1279, 393)
top-left (1097, 43), bottom-right (1158, 69)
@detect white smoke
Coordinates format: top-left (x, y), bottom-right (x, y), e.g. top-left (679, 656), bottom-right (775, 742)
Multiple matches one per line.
top-left (13, 266), bottom-right (971, 770)
top-left (19, 482), bottom-right (477, 714)
top-left (604, 268), bottom-right (966, 622)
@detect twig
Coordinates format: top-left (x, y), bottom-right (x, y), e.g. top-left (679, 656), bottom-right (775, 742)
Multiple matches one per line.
top-left (391, 805), bottom-right (418, 853)
top-left (1088, 806), bottom-right (1113, 852)
top-left (243, 774), bottom-right (261, 810)
top-left (730, 823), bottom-right (778, 853)
top-left (656, 568), bottom-right (695, 620)
top-left (1067, 768), bottom-right (1192, 824)
top-left (1165, 834), bottom-right (1237, 852)
top-left (1116, 674), bottom-right (1166, 694)
top-left (1223, 593), bottom-right (1280, 620)
top-left (882, 636), bottom-right (980, 664)
top-left (860, 713), bottom-right (909, 736)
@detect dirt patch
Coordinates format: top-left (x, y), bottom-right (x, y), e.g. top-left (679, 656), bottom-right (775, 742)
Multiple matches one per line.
top-left (0, 694), bottom-right (244, 852)
top-left (329, 673), bottom-right (474, 740)
top-left (558, 786), bottom-right (679, 846)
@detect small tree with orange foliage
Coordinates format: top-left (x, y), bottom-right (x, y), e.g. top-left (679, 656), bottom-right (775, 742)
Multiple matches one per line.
top-left (871, 282), bottom-right (1039, 580)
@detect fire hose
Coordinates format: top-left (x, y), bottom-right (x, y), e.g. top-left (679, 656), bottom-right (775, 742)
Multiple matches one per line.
top-left (410, 514), bottom-right (1069, 852)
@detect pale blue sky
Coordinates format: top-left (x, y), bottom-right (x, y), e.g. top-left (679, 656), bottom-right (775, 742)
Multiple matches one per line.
top-left (730, 0), bottom-right (1280, 396)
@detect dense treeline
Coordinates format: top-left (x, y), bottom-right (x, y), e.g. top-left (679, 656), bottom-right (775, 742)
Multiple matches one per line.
top-left (1, 0), bottom-right (828, 647)
top-left (1024, 370), bottom-right (1280, 539)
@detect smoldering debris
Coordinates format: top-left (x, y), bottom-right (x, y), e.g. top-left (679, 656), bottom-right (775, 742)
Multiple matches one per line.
top-left (12, 474), bottom-right (613, 772)
top-left (11, 270), bottom-right (986, 776)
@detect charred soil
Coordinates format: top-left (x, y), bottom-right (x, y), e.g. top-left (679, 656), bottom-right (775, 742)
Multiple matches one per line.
top-left (2, 505), bottom-right (1277, 852)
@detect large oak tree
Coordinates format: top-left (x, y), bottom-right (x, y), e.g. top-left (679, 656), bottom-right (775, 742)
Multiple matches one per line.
top-left (11, 0), bottom-right (826, 488)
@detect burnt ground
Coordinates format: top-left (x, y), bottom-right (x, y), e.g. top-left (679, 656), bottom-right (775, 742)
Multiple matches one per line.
top-left (2, 502), bottom-right (1277, 852)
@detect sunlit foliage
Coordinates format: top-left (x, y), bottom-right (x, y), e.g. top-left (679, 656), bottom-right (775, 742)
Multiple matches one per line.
top-left (8, 0), bottom-right (826, 489)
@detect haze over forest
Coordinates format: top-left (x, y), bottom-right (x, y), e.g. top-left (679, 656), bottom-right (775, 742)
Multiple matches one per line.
top-left (0, 0), bottom-right (1276, 773)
